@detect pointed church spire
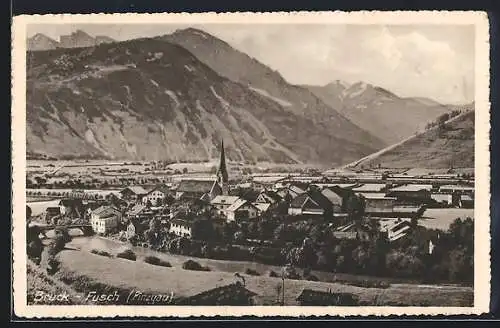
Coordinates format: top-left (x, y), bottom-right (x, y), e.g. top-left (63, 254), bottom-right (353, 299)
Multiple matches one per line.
top-left (217, 139), bottom-right (229, 183)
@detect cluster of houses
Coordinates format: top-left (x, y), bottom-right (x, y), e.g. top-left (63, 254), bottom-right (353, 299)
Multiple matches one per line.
top-left (39, 141), bottom-right (475, 245)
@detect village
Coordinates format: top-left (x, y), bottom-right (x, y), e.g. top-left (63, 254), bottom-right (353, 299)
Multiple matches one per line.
top-left (26, 140), bottom-right (475, 288)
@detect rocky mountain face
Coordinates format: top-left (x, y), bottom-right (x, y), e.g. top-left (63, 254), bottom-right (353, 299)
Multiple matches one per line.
top-left (26, 37), bottom-right (384, 165)
top-left (352, 107), bottom-right (475, 169)
top-left (27, 31), bottom-right (116, 51)
top-left (161, 29), bottom-right (384, 147)
top-left (306, 81), bottom-right (453, 144)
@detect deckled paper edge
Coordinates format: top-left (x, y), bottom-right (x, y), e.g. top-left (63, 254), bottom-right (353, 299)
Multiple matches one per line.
top-left (11, 10), bottom-right (491, 318)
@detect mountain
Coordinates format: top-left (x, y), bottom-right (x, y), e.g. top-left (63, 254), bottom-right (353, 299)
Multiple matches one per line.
top-left (161, 28), bottom-right (385, 147)
top-left (26, 37), bottom-right (383, 165)
top-left (27, 31), bottom-right (117, 51)
top-left (351, 107), bottom-right (475, 169)
top-left (27, 33), bottom-right (60, 51)
top-left (306, 81), bottom-right (454, 144)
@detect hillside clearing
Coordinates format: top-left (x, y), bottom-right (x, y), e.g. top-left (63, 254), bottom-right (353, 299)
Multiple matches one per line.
top-left (57, 250), bottom-right (473, 306)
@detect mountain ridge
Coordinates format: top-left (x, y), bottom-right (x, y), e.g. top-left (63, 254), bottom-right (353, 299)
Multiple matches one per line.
top-left (26, 37), bottom-right (382, 165)
top-left (27, 31), bottom-right (117, 51)
top-left (305, 80), bottom-right (456, 144)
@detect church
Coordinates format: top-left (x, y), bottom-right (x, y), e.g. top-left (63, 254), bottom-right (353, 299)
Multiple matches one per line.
top-left (175, 140), bottom-right (230, 202)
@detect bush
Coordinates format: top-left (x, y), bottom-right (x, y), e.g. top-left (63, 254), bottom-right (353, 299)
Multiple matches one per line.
top-left (90, 249), bottom-right (112, 258)
top-left (116, 249), bottom-right (136, 261)
top-left (143, 256), bottom-right (172, 267)
top-left (244, 268), bottom-right (260, 276)
top-left (46, 256), bottom-right (60, 275)
top-left (267, 270), bottom-right (279, 277)
top-left (182, 260), bottom-right (210, 271)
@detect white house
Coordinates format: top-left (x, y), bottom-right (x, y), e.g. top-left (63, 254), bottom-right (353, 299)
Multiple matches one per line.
top-left (169, 219), bottom-right (193, 238)
top-left (142, 186), bottom-right (170, 206)
top-left (210, 195), bottom-right (241, 216)
top-left (90, 206), bottom-right (122, 235)
top-left (225, 199), bottom-right (259, 222)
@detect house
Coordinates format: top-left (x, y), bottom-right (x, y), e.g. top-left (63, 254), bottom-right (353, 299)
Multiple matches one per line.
top-left (126, 204), bottom-right (148, 219)
top-left (363, 194), bottom-right (397, 216)
top-left (386, 184), bottom-right (433, 203)
top-left (142, 185), bottom-right (171, 206)
top-left (253, 202), bottom-right (271, 215)
top-left (459, 195), bottom-right (474, 208)
top-left (296, 289), bottom-right (359, 306)
top-left (119, 186), bottom-right (148, 202)
top-left (255, 190), bottom-right (283, 204)
top-left (225, 199), bottom-right (259, 222)
top-left (58, 199), bottom-right (84, 218)
top-left (210, 195), bottom-right (241, 216)
top-left (276, 184), bottom-right (306, 200)
top-left (350, 183), bottom-right (387, 194)
top-left (320, 187), bottom-right (344, 212)
top-left (439, 185), bottom-right (475, 194)
top-left (332, 222), bottom-right (371, 241)
top-left (288, 193), bottom-right (325, 216)
top-left (169, 219), bottom-right (193, 238)
top-left (288, 189), bottom-right (336, 217)
top-left (90, 206), bottom-right (122, 235)
top-left (126, 219), bottom-right (147, 239)
top-left (176, 180), bottom-right (220, 201)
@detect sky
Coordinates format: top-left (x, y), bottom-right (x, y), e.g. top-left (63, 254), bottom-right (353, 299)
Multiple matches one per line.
top-left (27, 23), bottom-right (475, 104)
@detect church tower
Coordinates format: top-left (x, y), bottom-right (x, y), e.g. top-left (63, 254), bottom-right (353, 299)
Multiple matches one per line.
top-left (216, 140), bottom-right (229, 195)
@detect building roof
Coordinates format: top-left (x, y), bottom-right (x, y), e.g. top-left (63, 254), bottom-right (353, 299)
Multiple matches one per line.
top-left (225, 198), bottom-right (257, 212)
top-left (170, 218), bottom-right (193, 228)
top-left (92, 205), bottom-right (120, 217)
top-left (389, 184), bottom-right (433, 192)
top-left (460, 195), bottom-right (474, 201)
top-left (210, 195), bottom-right (241, 206)
top-left (361, 193), bottom-right (396, 200)
top-left (177, 180), bottom-right (216, 193)
top-left (320, 188), bottom-right (343, 205)
top-left (262, 189), bottom-right (282, 201)
top-left (253, 202), bottom-right (271, 213)
top-left (127, 204), bottom-right (147, 216)
top-left (147, 185), bottom-right (171, 195)
top-left (351, 183), bottom-right (387, 192)
top-left (440, 185), bottom-right (475, 192)
top-left (120, 186), bottom-right (148, 195)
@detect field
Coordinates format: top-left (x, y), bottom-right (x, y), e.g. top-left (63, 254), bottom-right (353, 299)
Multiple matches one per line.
top-left (57, 249), bottom-right (473, 306)
top-left (420, 208), bottom-right (474, 231)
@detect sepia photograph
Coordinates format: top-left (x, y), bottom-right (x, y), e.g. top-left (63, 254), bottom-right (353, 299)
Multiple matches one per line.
top-left (11, 11), bottom-right (490, 318)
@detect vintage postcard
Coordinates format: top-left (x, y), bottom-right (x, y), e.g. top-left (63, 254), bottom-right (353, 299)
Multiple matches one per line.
top-left (12, 11), bottom-right (490, 318)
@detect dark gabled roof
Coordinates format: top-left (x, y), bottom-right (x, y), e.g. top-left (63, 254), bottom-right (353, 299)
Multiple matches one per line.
top-left (258, 190), bottom-right (282, 203)
top-left (120, 186), bottom-right (148, 195)
top-left (289, 193), bottom-right (310, 208)
top-left (177, 180), bottom-right (215, 193)
top-left (147, 185), bottom-right (171, 196)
